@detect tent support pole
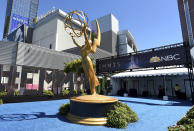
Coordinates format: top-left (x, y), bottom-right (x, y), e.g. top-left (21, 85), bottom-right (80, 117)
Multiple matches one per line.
top-left (163, 75), bottom-right (166, 96)
top-left (188, 67), bottom-right (194, 104)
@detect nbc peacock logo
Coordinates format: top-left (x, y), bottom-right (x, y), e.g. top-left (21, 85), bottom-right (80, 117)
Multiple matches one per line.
top-left (150, 56), bottom-right (160, 63)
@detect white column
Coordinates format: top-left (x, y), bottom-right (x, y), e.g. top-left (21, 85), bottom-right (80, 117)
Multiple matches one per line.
top-left (183, 0), bottom-right (194, 45)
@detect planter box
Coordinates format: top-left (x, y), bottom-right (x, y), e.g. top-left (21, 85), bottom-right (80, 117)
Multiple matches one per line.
top-left (0, 95), bottom-right (74, 103)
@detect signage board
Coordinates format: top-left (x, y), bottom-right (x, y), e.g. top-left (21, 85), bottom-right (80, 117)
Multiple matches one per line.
top-left (97, 46), bottom-right (188, 74)
top-left (9, 13), bottom-right (29, 34)
top-left (97, 56), bottom-right (131, 73)
top-left (132, 46), bottom-right (187, 68)
top-left (5, 25), bottom-right (24, 42)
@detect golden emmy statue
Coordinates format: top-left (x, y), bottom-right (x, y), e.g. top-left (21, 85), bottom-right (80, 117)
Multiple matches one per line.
top-left (64, 10), bottom-right (100, 95)
top-left (64, 10), bottom-right (117, 126)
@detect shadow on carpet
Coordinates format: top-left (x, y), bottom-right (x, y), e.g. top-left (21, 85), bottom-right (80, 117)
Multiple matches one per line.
top-left (0, 112), bottom-right (70, 123)
top-left (119, 99), bottom-right (192, 106)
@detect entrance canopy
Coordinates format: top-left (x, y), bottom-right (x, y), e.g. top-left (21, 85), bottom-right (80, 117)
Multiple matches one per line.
top-left (112, 68), bottom-right (188, 78)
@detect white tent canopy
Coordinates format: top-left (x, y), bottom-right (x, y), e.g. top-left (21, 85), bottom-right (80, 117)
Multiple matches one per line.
top-left (112, 68), bottom-right (188, 78)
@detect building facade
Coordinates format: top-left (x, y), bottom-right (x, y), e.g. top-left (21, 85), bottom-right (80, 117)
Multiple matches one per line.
top-left (0, 41), bottom-right (83, 95)
top-left (91, 14), bottom-right (119, 55)
top-left (117, 30), bottom-right (138, 55)
top-left (178, 0), bottom-right (194, 43)
top-left (32, 9), bottom-right (86, 51)
top-left (3, 0), bottom-right (39, 38)
top-left (32, 9), bottom-right (132, 58)
top-left (91, 14), bottom-right (138, 55)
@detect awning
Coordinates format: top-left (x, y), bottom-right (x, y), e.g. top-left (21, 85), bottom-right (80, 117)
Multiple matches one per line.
top-left (112, 68), bottom-right (188, 78)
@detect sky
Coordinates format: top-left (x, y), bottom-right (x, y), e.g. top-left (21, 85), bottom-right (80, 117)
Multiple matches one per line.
top-left (0, 0), bottom-right (182, 50)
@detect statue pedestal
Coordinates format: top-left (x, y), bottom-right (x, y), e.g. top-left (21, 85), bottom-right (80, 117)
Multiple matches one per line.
top-left (66, 95), bottom-right (118, 126)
